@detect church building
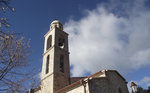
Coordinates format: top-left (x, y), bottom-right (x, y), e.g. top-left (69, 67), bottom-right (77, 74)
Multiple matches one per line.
top-left (30, 20), bottom-right (129, 93)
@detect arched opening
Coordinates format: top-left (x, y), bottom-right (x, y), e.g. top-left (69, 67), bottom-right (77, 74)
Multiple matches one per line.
top-left (118, 88), bottom-right (122, 93)
top-left (47, 35), bottom-right (52, 50)
top-left (45, 55), bottom-right (50, 74)
top-left (58, 38), bottom-right (65, 49)
top-left (60, 55), bottom-right (64, 73)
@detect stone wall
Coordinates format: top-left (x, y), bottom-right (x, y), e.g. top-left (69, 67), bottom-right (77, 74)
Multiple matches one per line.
top-left (70, 77), bottom-right (86, 84)
top-left (40, 74), bottom-right (54, 93)
top-left (106, 71), bottom-right (129, 93)
top-left (88, 78), bottom-right (111, 93)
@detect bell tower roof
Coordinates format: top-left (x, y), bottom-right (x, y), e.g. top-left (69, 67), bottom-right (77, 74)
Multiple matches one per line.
top-left (51, 19), bottom-right (62, 24)
top-left (50, 19), bottom-right (63, 30)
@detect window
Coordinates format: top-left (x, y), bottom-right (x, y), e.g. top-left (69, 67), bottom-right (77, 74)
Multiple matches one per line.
top-left (45, 55), bottom-right (50, 74)
top-left (60, 55), bottom-right (64, 73)
top-left (118, 88), bottom-right (122, 93)
top-left (58, 38), bottom-right (65, 49)
top-left (47, 35), bottom-right (52, 50)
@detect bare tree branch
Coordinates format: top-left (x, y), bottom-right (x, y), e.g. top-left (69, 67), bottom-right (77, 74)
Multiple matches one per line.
top-left (0, 1), bottom-right (39, 93)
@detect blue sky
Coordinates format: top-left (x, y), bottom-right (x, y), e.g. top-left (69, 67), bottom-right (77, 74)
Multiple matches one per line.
top-left (6, 0), bottom-right (150, 91)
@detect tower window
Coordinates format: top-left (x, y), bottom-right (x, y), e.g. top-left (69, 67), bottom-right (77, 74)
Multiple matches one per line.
top-left (58, 38), bottom-right (65, 49)
top-left (118, 88), bottom-right (122, 93)
top-left (60, 55), bottom-right (64, 73)
top-left (45, 55), bottom-right (50, 74)
top-left (47, 35), bottom-right (52, 50)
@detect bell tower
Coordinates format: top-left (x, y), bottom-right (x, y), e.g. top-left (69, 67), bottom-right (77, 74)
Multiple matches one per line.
top-left (41, 20), bottom-right (70, 93)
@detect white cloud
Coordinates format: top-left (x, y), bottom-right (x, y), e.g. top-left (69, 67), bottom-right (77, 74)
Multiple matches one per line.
top-left (64, 0), bottom-right (150, 76)
top-left (139, 77), bottom-right (150, 85)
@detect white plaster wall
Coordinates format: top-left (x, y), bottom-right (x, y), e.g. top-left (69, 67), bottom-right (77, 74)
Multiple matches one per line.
top-left (63, 83), bottom-right (89, 93)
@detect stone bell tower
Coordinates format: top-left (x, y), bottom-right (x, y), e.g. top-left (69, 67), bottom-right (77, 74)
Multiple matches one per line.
top-left (41, 20), bottom-right (70, 93)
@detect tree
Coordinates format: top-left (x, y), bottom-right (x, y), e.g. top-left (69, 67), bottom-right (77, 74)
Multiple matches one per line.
top-left (0, 0), bottom-right (15, 28)
top-left (0, 1), bottom-right (36, 93)
top-left (136, 86), bottom-right (150, 93)
top-left (0, 31), bottom-right (31, 92)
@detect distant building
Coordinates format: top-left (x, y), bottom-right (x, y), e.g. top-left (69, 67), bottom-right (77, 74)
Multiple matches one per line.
top-left (131, 82), bottom-right (150, 93)
top-left (131, 82), bottom-right (138, 93)
top-left (30, 20), bottom-right (129, 93)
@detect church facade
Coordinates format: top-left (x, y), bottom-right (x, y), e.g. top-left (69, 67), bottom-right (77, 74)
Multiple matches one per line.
top-left (30, 20), bottom-right (129, 93)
